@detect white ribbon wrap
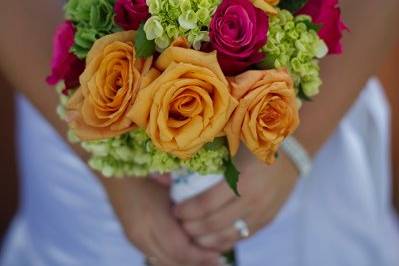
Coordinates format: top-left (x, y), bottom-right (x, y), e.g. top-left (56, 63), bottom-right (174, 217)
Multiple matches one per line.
top-left (170, 170), bottom-right (224, 203)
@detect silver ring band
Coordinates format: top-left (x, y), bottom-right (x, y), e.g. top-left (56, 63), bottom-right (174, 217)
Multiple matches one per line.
top-left (234, 219), bottom-right (250, 239)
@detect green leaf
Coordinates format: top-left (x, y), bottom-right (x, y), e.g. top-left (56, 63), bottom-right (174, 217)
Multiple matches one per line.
top-left (135, 23), bottom-right (156, 58)
top-left (204, 137), bottom-right (226, 151)
top-left (224, 157), bottom-right (240, 197)
top-left (222, 249), bottom-right (237, 265)
top-left (257, 54), bottom-right (277, 70)
top-left (278, 0), bottom-right (309, 13)
top-left (302, 20), bottom-right (323, 32)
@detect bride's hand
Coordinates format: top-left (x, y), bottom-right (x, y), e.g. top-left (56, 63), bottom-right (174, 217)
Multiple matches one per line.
top-left (100, 176), bottom-right (220, 266)
top-left (174, 148), bottom-right (298, 253)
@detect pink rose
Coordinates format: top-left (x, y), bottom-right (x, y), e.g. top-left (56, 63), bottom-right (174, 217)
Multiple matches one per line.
top-left (114, 0), bottom-right (149, 30)
top-left (298, 0), bottom-right (347, 54)
top-left (209, 0), bottom-right (269, 75)
top-left (46, 21), bottom-right (85, 93)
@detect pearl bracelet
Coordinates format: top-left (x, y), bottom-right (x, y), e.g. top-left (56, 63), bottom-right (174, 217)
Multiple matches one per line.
top-left (281, 136), bottom-right (312, 177)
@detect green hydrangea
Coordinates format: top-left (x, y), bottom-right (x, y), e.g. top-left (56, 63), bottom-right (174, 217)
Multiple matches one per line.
top-left (65, 0), bottom-right (118, 58)
top-left (82, 129), bottom-right (181, 177)
top-left (71, 28), bottom-right (101, 58)
top-left (182, 138), bottom-right (229, 174)
top-left (261, 9), bottom-right (328, 99)
top-left (55, 81), bottom-right (76, 120)
top-left (144, 0), bottom-right (220, 51)
top-left (81, 129), bottom-right (228, 178)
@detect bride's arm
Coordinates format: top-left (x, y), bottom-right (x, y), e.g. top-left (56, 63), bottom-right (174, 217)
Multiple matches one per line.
top-left (0, 1), bottom-right (67, 149)
top-left (0, 1), bottom-right (219, 265)
top-left (296, 0), bottom-right (399, 156)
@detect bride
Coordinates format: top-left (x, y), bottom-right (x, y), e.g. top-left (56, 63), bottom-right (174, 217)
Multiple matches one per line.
top-left (1, 0), bottom-right (398, 265)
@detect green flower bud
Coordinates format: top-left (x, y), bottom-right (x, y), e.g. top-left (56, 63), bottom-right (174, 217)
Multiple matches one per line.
top-left (168, 0), bottom-right (180, 8)
top-left (67, 130), bottom-right (80, 143)
top-left (198, 0), bottom-right (211, 8)
top-left (180, 0), bottom-right (192, 13)
top-left (295, 15), bottom-right (312, 23)
top-left (65, 0), bottom-right (115, 31)
top-left (148, 0), bottom-right (162, 14)
top-left (197, 8), bottom-right (210, 24)
top-left (155, 34), bottom-right (171, 50)
top-left (178, 10), bottom-right (198, 30)
top-left (144, 16), bottom-right (164, 40)
top-left (314, 39), bottom-right (328, 58)
top-left (302, 77), bottom-right (322, 97)
top-left (72, 27), bottom-right (100, 59)
top-left (145, 0), bottom-right (219, 50)
top-left (262, 9), bottom-right (326, 100)
top-left (182, 139), bottom-right (228, 174)
top-left (165, 25), bottom-right (179, 39)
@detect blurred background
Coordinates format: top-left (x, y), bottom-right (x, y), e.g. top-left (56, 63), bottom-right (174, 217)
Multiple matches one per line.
top-left (0, 43), bottom-right (398, 242)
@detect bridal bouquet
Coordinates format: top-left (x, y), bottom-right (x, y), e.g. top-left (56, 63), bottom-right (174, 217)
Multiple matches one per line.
top-left (47, 0), bottom-right (344, 195)
top-left (47, 0), bottom-right (344, 264)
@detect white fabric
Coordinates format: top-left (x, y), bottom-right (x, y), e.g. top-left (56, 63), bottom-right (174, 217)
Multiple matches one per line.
top-left (1, 78), bottom-right (399, 266)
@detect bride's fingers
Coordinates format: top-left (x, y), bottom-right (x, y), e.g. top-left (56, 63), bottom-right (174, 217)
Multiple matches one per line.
top-left (194, 203), bottom-right (279, 253)
top-left (174, 181), bottom-right (236, 220)
top-left (182, 199), bottom-right (249, 237)
top-left (150, 173), bottom-right (172, 187)
top-left (194, 215), bottom-right (254, 253)
top-left (145, 237), bottom-right (177, 266)
top-left (154, 214), bottom-right (220, 266)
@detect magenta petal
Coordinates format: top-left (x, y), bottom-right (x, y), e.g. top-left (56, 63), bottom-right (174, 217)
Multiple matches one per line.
top-left (218, 50), bottom-right (265, 75)
top-left (209, 0), bottom-right (269, 74)
top-left (46, 21), bottom-right (85, 92)
top-left (114, 0), bottom-right (149, 30)
top-left (298, 0), bottom-right (347, 54)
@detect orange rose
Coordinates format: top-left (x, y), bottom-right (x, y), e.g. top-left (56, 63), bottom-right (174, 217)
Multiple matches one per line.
top-left (66, 31), bottom-right (152, 140)
top-left (128, 39), bottom-right (238, 159)
top-left (225, 69), bottom-right (299, 164)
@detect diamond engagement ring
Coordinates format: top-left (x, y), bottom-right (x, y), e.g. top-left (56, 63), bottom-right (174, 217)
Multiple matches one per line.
top-left (234, 219), bottom-right (250, 239)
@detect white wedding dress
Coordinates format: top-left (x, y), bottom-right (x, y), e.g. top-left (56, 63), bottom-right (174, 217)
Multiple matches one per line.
top-left (1, 78), bottom-right (399, 266)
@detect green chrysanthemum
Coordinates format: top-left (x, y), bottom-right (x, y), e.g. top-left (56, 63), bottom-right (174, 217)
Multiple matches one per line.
top-left (144, 0), bottom-right (219, 51)
top-left (261, 9), bottom-right (328, 100)
top-left (65, 0), bottom-right (118, 58)
top-left (82, 129), bottom-right (180, 177)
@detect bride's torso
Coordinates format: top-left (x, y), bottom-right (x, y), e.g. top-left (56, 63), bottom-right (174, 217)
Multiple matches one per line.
top-left (1, 78), bottom-right (399, 266)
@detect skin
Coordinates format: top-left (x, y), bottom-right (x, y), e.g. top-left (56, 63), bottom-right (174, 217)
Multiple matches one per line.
top-left (0, 1), bottom-right (398, 265)
top-left (175, 149), bottom-right (297, 252)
